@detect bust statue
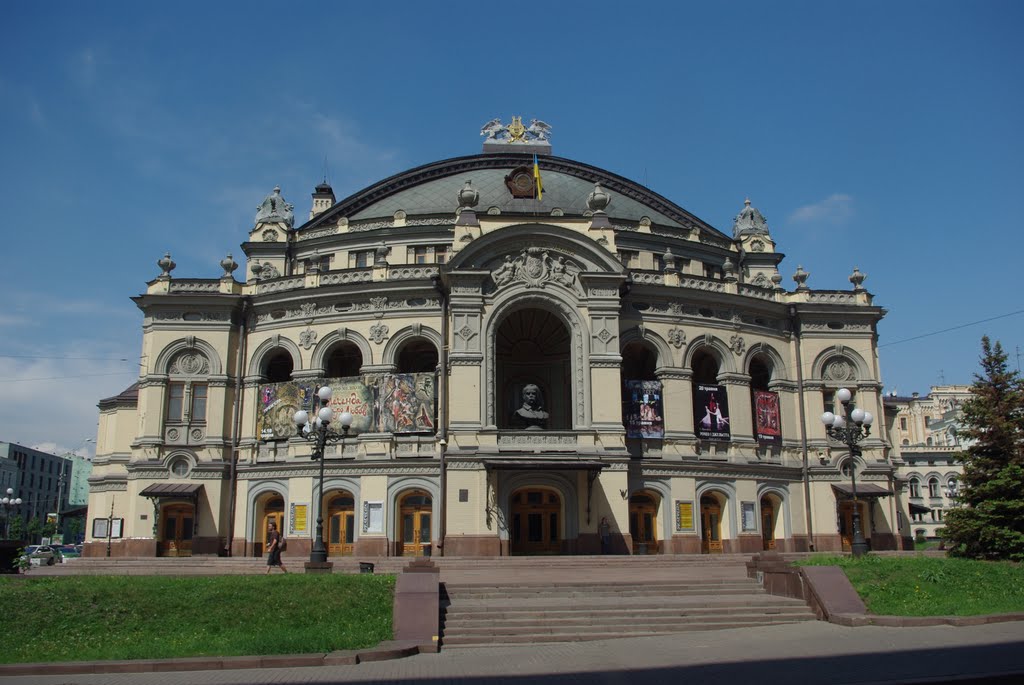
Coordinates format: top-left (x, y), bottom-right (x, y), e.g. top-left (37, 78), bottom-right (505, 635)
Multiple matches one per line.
top-left (513, 384), bottom-right (549, 430)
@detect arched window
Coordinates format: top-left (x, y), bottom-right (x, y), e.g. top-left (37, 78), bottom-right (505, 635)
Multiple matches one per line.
top-left (909, 478), bottom-right (921, 498)
top-left (622, 341), bottom-right (658, 381)
top-left (691, 350), bottom-right (720, 385)
top-left (326, 343), bottom-right (362, 378)
top-left (397, 340), bottom-right (438, 374)
top-left (265, 351), bottom-right (294, 383)
top-left (165, 349), bottom-right (210, 431)
top-left (901, 439), bottom-right (909, 446)
top-left (928, 477), bottom-right (940, 498)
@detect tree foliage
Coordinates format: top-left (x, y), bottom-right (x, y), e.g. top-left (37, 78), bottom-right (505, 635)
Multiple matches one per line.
top-left (942, 336), bottom-right (1024, 561)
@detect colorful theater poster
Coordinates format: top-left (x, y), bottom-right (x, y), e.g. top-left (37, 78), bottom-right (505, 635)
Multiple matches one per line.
top-left (379, 373), bottom-right (436, 433)
top-left (258, 381), bottom-right (318, 441)
top-left (323, 379), bottom-right (376, 434)
top-left (754, 390), bottom-right (782, 445)
top-left (693, 383), bottom-right (731, 441)
top-left (624, 380), bottom-right (665, 439)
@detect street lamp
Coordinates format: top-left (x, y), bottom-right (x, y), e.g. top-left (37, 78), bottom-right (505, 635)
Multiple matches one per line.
top-left (1, 488), bottom-right (23, 539)
top-left (821, 387), bottom-right (874, 558)
top-left (293, 385), bottom-right (353, 565)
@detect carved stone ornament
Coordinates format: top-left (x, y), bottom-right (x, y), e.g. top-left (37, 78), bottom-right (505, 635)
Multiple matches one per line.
top-left (220, 253), bottom-right (238, 278)
top-left (490, 249), bottom-right (579, 291)
top-left (261, 229), bottom-right (279, 242)
top-left (729, 333), bottom-right (746, 357)
top-left (668, 328), bottom-right (686, 348)
top-left (370, 296), bottom-right (388, 318)
top-left (254, 186), bottom-right (295, 228)
top-left (597, 328), bottom-right (614, 344)
top-left (457, 325), bottom-right (475, 341)
top-left (299, 328), bottom-right (317, 350)
top-left (792, 265), bottom-right (810, 290)
top-left (157, 252), bottom-right (176, 279)
top-left (172, 351), bottom-right (209, 376)
top-left (250, 262), bottom-right (280, 281)
top-left (825, 358), bottom-right (856, 382)
top-left (369, 323), bottom-right (389, 344)
top-left (750, 239), bottom-right (765, 253)
top-left (849, 266), bottom-right (866, 291)
top-left (480, 116), bottom-right (551, 143)
top-left (458, 180), bottom-right (480, 209)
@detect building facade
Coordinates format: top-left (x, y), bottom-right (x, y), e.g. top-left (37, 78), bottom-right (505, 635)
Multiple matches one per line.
top-left (87, 122), bottom-right (899, 558)
top-left (884, 386), bottom-right (973, 541)
top-left (0, 442), bottom-right (74, 537)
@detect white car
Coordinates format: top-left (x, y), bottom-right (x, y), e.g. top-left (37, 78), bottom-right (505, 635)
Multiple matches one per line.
top-left (21, 545), bottom-right (62, 566)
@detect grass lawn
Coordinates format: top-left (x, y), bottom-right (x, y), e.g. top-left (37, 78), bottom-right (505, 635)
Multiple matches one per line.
top-left (797, 555), bottom-right (1024, 617)
top-left (0, 574), bottom-right (394, 664)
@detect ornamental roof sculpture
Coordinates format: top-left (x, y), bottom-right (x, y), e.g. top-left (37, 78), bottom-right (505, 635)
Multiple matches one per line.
top-left (480, 116), bottom-right (552, 143)
top-left (255, 186), bottom-right (295, 228)
top-left (732, 198), bottom-right (770, 238)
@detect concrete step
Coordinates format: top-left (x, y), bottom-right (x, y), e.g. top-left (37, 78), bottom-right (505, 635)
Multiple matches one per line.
top-left (441, 619), bottom-right (813, 647)
top-left (444, 603), bottom-right (812, 620)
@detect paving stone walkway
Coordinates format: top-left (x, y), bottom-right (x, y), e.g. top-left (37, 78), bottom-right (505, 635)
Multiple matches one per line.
top-left (4, 620), bottom-right (1024, 685)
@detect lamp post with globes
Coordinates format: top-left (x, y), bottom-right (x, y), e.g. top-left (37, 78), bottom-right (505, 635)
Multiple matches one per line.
top-left (293, 386), bottom-right (353, 565)
top-left (820, 387), bottom-right (874, 558)
top-left (2, 489), bottom-right (23, 539)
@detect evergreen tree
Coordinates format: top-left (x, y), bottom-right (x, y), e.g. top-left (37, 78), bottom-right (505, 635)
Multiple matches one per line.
top-left (942, 336), bottom-right (1024, 561)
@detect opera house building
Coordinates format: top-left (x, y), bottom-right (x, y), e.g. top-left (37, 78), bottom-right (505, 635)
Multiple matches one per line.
top-left (86, 120), bottom-right (905, 559)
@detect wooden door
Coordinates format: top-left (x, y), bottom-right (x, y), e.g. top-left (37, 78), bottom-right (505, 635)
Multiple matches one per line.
top-left (839, 501), bottom-right (868, 552)
top-left (761, 497), bottom-right (776, 551)
top-left (510, 489), bottom-right (561, 555)
top-left (398, 491), bottom-right (432, 557)
top-left (701, 496), bottom-right (723, 554)
top-left (629, 493), bottom-right (659, 554)
top-left (327, 494), bottom-right (355, 557)
top-left (159, 504), bottom-right (194, 557)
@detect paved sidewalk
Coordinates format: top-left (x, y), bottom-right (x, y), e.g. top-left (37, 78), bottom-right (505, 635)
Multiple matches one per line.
top-left (4, 620), bottom-right (1023, 685)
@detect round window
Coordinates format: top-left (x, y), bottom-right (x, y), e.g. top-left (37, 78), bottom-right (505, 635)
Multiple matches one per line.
top-left (170, 458), bottom-right (190, 477)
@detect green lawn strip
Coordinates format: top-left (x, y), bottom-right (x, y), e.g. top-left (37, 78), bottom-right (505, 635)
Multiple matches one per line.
top-left (796, 555), bottom-right (1024, 617)
top-left (0, 574), bottom-right (394, 664)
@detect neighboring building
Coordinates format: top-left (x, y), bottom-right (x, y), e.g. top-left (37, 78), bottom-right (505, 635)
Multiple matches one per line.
top-left (884, 385), bottom-right (973, 542)
top-left (64, 453), bottom-right (93, 507)
top-left (88, 119), bottom-right (898, 559)
top-left (0, 442), bottom-right (73, 533)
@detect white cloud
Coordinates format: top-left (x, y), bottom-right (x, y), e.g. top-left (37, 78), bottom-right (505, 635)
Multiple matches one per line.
top-left (788, 193), bottom-right (854, 225)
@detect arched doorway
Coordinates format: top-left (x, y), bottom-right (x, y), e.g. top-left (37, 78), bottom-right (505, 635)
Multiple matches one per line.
top-left (760, 496), bottom-right (776, 550)
top-left (700, 495), bottom-right (723, 554)
top-left (326, 492), bottom-right (356, 556)
top-left (158, 503), bottom-right (194, 557)
top-left (496, 308), bottom-right (571, 429)
top-left (510, 488), bottom-right (561, 555)
top-left (839, 501), bottom-right (868, 552)
top-left (259, 496), bottom-right (285, 557)
top-left (398, 491), bottom-right (432, 557)
top-left (629, 492), bottom-right (660, 554)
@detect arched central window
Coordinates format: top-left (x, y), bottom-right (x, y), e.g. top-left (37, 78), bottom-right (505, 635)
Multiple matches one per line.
top-left (496, 308), bottom-right (571, 429)
top-left (265, 351), bottom-right (294, 383)
top-left (325, 343), bottom-right (362, 378)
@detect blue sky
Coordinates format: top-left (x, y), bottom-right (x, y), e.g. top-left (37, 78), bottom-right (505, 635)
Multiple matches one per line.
top-left (2, 1), bottom-right (1022, 456)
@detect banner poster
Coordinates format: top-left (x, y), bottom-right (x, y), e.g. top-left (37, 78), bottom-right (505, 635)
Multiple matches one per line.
top-left (693, 383), bottom-right (731, 441)
top-left (324, 379), bottom-right (376, 434)
top-left (753, 390), bottom-right (782, 445)
top-left (379, 373), bottom-right (436, 433)
top-left (624, 380), bottom-right (665, 439)
top-left (257, 381), bottom-right (317, 441)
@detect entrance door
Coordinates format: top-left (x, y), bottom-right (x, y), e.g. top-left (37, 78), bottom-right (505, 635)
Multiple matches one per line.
top-left (700, 496), bottom-right (723, 554)
top-left (398, 491), bottom-right (432, 557)
top-left (629, 493), bottom-right (659, 554)
top-left (327, 493), bottom-right (355, 557)
top-left (259, 497), bottom-right (285, 557)
top-left (839, 501), bottom-right (868, 552)
top-left (159, 503), bottom-right (194, 557)
top-left (510, 489), bottom-right (561, 555)
top-left (761, 497), bottom-right (776, 551)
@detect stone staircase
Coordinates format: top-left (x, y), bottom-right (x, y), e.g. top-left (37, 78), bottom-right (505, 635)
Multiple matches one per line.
top-left (438, 556), bottom-right (818, 647)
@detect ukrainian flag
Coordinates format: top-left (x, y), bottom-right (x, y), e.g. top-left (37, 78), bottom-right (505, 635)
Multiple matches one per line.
top-left (533, 154), bottom-right (543, 201)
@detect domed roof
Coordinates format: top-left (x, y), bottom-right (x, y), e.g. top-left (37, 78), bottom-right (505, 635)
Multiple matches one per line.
top-left (298, 153), bottom-right (728, 239)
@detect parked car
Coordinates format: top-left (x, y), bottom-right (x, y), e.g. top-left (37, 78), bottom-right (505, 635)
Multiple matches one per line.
top-left (21, 545), bottom-right (62, 566)
top-left (58, 545), bottom-right (81, 561)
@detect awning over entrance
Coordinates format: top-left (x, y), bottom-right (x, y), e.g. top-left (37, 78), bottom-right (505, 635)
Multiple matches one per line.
top-left (909, 502), bottom-right (932, 515)
top-left (831, 483), bottom-right (892, 498)
top-left (139, 483), bottom-right (204, 498)
top-left (481, 459), bottom-right (606, 471)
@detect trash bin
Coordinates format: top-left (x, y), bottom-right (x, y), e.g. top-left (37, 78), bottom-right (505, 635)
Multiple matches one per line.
top-left (359, 562), bottom-right (375, 574)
